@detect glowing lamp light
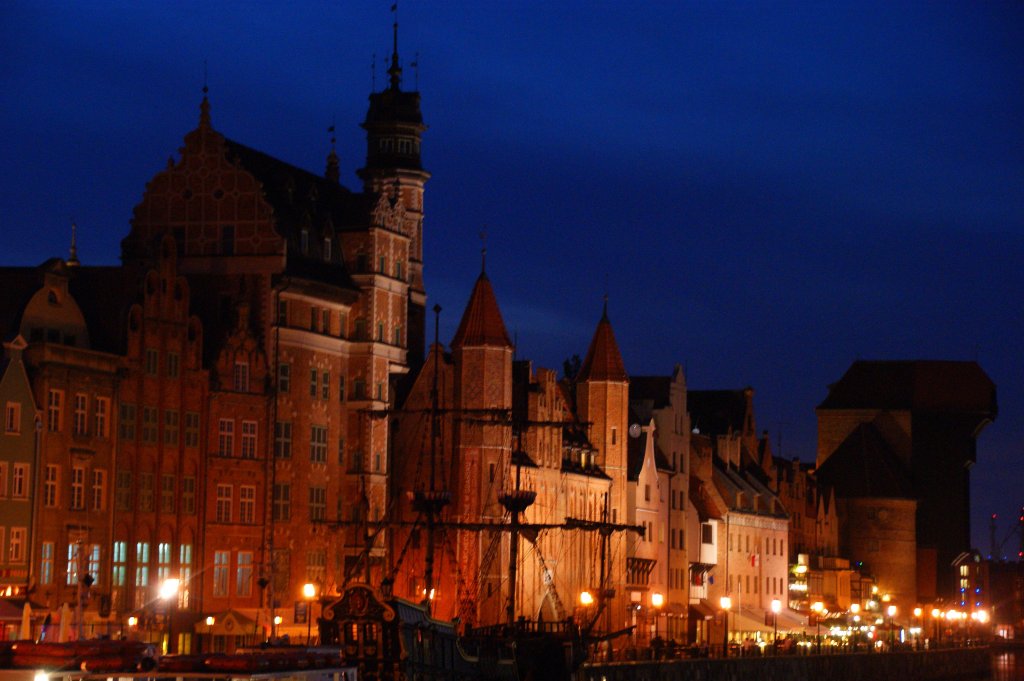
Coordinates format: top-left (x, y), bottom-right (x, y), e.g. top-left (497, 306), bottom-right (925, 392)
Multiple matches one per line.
top-left (274, 616), bottom-right (283, 625)
top-left (720, 596), bottom-right (732, 611)
top-left (887, 605), bottom-right (897, 617)
top-left (976, 610), bottom-right (990, 624)
top-left (159, 578), bottom-right (181, 601)
top-left (771, 599), bottom-right (782, 614)
top-left (882, 593), bottom-right (891, 603)
top-left (931, 608), bottom-right (941, 618)
top-left (205, 616), bottom-right (215, 626)
top-left (811, 601), bottom-right (824, 613)
top-left (850, 603), bottom-right (861, 614)
top-left (579, 591), bottom-right (594, 606)
top-left (651, 592), bottom-right (665, 608)
top-left (302, 582), bottom-right (317, 600)
top-left (913, 607), bottom-right (922, 618)
top-left (127, 616), bottom-right (138, 627)
top-left (34, 672), bottom-right (48, 681)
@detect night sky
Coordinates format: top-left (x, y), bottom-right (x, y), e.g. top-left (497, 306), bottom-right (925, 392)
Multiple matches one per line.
top-left (2, 2), bottom-right (1022, 554)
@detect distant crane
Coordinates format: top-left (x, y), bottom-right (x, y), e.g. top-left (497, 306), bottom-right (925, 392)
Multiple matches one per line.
top-left (988, 508), bottom-right (1024, 560)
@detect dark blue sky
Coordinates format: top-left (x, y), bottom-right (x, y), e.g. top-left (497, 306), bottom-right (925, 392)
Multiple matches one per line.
top-left (2, 1), bottom-right (1022, 553)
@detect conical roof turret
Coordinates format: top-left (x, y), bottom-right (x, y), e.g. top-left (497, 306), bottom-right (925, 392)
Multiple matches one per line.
top-left (578, 300), bottom-right (628, 382)
top-left (451, 271), bottom-right (511, 349)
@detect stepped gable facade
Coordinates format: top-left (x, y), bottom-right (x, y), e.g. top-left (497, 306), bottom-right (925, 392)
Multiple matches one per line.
top-left (0, 48), bottom-right (429, 649)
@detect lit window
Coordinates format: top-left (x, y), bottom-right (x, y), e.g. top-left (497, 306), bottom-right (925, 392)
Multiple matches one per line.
top-left (237, 551), bottom-right (254, 596)
top-left (213, 550), bottom-right (230, 597)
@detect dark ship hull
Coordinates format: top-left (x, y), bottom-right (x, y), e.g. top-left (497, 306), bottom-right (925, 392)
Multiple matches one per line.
top-left (320, 583), bottom-right (586, 681)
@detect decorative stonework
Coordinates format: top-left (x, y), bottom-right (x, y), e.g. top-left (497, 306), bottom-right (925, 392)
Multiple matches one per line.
top-left (371, 190), bottom-right (407, 234)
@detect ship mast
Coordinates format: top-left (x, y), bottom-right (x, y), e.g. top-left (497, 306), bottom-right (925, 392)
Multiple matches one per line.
top-left (413, 304), bottom-right (451, 610)
top-left (500, 428), bottom-right (536, 626)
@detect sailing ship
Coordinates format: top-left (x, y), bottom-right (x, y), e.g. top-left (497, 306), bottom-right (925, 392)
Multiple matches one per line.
top-left (316, 299), bottom-right (642, 681)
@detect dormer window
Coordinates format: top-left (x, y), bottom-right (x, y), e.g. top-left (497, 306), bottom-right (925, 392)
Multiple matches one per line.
top-left (47, 289), bottom-right (58, 304)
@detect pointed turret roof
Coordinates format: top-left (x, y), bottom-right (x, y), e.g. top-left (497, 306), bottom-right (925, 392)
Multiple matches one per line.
top-left (451, 272), bottom-right (511, 348)
top-left (578, 302), bottom-right (627, 382)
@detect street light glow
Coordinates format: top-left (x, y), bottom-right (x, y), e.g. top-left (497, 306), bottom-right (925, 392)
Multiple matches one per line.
top-left (159, 578), bottom-right (181, 601)
top-left (579, 591), bottom-right (594, 606)
top-left (771, 599), bottom-right (782, 614)
top-left (720, 596), bottom-right (731, 610)
top-left (651, 592), bottom-right (665, 608)
top-left (887, 605), bottom-right (897, 617)
top-left (303, 582), bottom-right (317, 600)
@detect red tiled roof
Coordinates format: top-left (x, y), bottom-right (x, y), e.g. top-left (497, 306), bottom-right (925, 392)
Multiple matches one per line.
top-left (451, 272), bottom-right (511, 348)
top-left (578, 308), bottom-right (627, 382)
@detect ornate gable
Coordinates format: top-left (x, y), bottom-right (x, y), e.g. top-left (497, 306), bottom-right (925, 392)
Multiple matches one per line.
top-left (123, 97), bottom-right (283, 261)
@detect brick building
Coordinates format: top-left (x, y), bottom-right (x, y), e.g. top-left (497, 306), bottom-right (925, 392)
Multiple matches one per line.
top-left (0, 34), bottom-right (427, 650)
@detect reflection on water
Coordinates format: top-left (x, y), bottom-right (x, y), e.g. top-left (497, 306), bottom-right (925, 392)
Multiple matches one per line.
top-left (993, 651), bottom-right (1024, 681)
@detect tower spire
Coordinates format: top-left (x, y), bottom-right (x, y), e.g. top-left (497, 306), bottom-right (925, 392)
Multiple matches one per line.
top-left (67, 220), bottom-right (80, 267)
top-left (479, 226), bottom-right (487, 273)
top-left (199, 61), bottom-right (211, 128)
top-left (388, 2), bottom-right (402, 90)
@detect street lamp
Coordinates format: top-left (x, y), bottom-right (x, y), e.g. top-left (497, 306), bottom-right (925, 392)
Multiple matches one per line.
top-left (302, 583), bottom-right (317, 645)
top-left (887, 605), bottom-right (897, 650)
top-left (159, 578), bottom-right (180, 654)
top-left (720, 596), bottom-right (731, 658)
top-left (771, 599), bottom-right (782, 653)
top-left (850, 603), bottom-right (862, 652)
top-left (651, 592), bottom-right (664, 645)
top-left (811, 602), bottom-right (824, 654)
top-left (913, 607), bottom-right (922, 649)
